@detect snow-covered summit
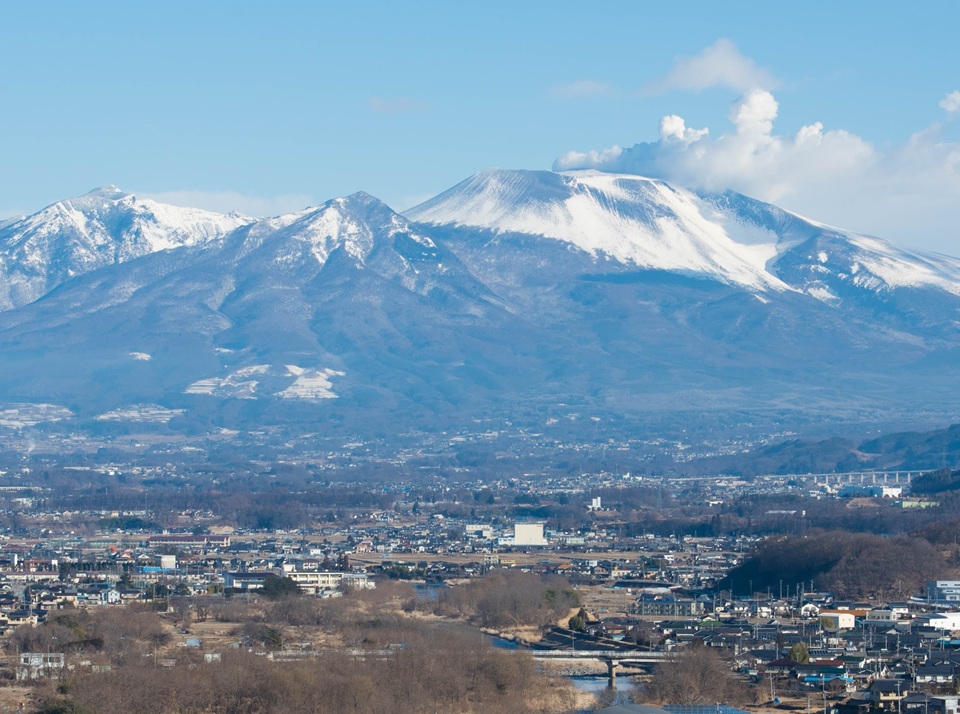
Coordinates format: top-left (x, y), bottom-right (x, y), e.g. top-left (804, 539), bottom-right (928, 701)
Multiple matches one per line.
top-left (406, 168), bottom-right (960, 298)
top-left (5, 172), bottom-right (960, 317)
top-left (406, 168), bottom-right (789, 290)
top-left (0, 186), bottom-right (253, 310)
top-left (254, 191), bottom-right (438, 269)
top-left (78, 185), bottom-right (128, 200)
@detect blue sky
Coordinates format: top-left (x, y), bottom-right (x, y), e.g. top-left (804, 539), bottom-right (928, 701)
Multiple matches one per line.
top-left (1, 1), bottom-right (959, 253)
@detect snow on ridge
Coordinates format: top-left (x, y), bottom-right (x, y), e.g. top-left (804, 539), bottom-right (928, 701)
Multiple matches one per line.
top-left (81, 185), bottom-right (127, 199)
top-left (131, 198), bottom-right (252, 252)
top-left (47, 189), bottom-right (252, 250)
top-left (847, 234), bottom-right (960, 295)
top-left (0, 187), bottom-right (255, 311)
top-left (760, 204), bottom-right (960, 293)
top-left (6, 173), bottom-right (960, 313)
top-left (5, 187), bottom-right (252, 255)
top-left (264, 201), bottom-right (372, 268)
top-left (266, 193), bottom-right (430, 269)
top-left (795, 227), bottom-right (960, 296)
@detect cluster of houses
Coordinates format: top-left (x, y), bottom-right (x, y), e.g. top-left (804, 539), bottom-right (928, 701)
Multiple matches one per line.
top-left (568, 585), bottom-right (960, 714)
top-left (0, 517), bottom-right (759, 623)
top-left (0, 532), bottom-right (383, 635)
top-left (4, 520), bottom-right (960, 714)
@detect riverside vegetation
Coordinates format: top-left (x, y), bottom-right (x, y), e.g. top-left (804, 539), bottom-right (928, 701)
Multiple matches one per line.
top-left (12, 574), bottom-right (585, 714)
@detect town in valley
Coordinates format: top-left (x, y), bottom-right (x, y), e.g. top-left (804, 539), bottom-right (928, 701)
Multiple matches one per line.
top-left (1, 442), bottom-right (959, 714)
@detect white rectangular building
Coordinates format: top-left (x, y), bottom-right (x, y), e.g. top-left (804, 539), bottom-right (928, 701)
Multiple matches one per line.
top-left (819, 610), bottom-right (857, 630)
top-left (513, 522), bottom-right (547, 547)
top-left (465, 524), bottom-right (494, 539)
top-left (922, 612), bottom-right (960, 631)
top-left (280, 567), bottom-right (373, 594)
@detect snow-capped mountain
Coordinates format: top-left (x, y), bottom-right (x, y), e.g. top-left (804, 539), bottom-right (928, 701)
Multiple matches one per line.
top-left (0, 170), bottom-right (959, 441)
top-left (408, 169), bottom-right (791, 290)
top-left (0, 190), bottom-right (518, 423)
top-left (0, 186), bottom-right (251, 310)
top-left (407, 168), bottom-right (960, 301)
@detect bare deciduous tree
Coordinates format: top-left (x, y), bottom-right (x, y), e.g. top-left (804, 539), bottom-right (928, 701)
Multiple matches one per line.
top-left (643, 645), bottom-right (753, 706)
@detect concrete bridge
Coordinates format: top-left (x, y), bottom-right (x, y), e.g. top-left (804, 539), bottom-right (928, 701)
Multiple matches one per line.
top-left (529, 648), bottom-right (674, 687)
top-left (272, 641), bottom-right (670, 688)
top-left (808, 470), bottom-right (924, 486)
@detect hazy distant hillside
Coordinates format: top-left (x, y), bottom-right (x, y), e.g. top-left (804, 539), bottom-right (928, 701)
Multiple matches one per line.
top-left (689, 422), bottom-right (960, 476)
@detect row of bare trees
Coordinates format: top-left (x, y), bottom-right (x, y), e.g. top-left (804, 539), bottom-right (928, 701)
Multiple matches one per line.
top-left (16, 577), bottom-right (583, 714)
top-left (24, 619), bottom-right (758, 713)
top-left (37, 640), bottom-right (577, 714)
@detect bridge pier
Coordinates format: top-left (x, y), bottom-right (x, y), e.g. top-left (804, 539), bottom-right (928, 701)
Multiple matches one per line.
top-left (606, 659), bottom-right (619, 689)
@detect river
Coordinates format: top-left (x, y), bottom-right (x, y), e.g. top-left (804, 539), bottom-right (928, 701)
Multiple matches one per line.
top-left (415, 586), bottom-right (639, 711)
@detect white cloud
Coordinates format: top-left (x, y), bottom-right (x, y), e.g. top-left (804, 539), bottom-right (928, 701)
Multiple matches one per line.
top-left (659, 115), bottom-right (708, 144)
top-left (553, 144), bottom-right (625, 171)
top-left (728, 89), bottom-right (779, 136)
top-left (142, 190), bottom-right (315, 217)
top-left (549, 80), bottom-right (615, 99)
top-left (941, 90), bottom-right (960, 113)
top-left (643, 38), bottom-right (777, 94)
top-left (555, 89), bottom-right (872, 203)
top-left (554, 90), bottom-right (960, 254)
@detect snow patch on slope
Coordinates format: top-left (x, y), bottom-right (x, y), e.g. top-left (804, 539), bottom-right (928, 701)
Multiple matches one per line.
top-left (0, 403), bottom-right (73, 428)
top-left (805, 285), bottom-right (839, 303)
top-left (185, 365), bottom-right (344, 400)
top-left (97, 404), bottom-right (185, 423)
top-left (277, 365), bottom-right (344, 399)
top-left (185, 365), bottom-right (270, 399)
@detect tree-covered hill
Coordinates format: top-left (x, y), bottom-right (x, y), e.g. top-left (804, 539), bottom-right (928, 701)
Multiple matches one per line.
top-left (720, 530), bottom-right (951, 599)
